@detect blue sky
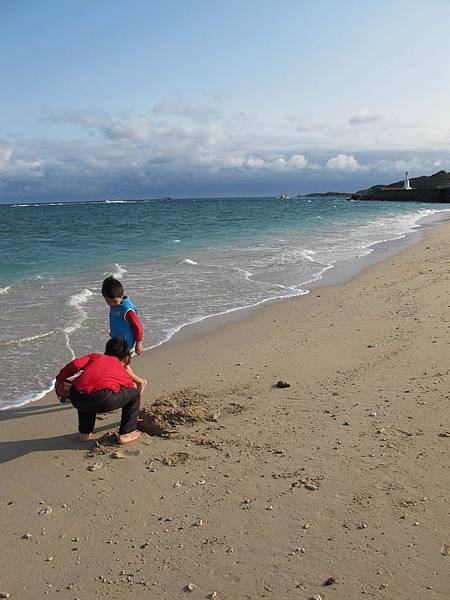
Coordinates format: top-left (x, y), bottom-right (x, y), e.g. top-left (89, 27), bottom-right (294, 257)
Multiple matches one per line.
top-left (1, 0), bottom-right (449, 201)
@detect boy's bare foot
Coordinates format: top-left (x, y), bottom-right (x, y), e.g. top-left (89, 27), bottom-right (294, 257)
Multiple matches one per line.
top-left (137, 378), bottom-right (148, 395)
top-left (117, 430), bottom-right (141, 445)
top-left (79, 433), bottom-right (93, 442)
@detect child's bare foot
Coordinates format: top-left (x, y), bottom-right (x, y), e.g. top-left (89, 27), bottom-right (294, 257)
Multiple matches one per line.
top-left (117, 430), bottom-right (141, 445)
top-left (137, 378), bottom-right (148, 395)
top-left (79, 433), bottom-right (93, 442)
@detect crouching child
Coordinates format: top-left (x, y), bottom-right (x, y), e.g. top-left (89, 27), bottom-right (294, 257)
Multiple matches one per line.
top-left (55, 337), bottom-right (141, 445)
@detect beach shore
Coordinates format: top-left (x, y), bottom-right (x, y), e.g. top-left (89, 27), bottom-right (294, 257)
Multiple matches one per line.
top-left (1, 222), bottom-right (449, 600)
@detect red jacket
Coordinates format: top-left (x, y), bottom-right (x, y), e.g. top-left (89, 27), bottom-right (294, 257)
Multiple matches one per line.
top-left (56, 353), bottom-right (134, 394)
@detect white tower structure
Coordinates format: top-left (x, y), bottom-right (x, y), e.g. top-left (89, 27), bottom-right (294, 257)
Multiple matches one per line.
top-left (403, 171), bottom-right (412, 190)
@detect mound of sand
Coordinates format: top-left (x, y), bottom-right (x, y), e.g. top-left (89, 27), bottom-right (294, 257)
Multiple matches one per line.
top-left (138, 388), bottom-right (212, 436)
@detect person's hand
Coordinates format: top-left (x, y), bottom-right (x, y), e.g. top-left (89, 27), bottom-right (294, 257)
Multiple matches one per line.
top-left (136, 341), bottom-right (144, 355)
top-left (137, 378), bottom-right (148, 394)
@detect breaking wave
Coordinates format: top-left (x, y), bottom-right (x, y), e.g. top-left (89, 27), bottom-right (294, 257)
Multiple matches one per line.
top-left (107, 263), bottom-right (127, 278)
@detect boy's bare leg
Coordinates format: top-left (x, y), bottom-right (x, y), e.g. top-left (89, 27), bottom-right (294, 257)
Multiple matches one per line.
top-left (125, 365), bottom-right (147, 394)
top-left (79, 433), bottom-right (93, 442)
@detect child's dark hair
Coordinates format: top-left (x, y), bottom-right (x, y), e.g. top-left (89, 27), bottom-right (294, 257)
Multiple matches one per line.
top-left (102, 276), bottom-right (124, 299)
top-left (104, 337), bottom-right (131, 361)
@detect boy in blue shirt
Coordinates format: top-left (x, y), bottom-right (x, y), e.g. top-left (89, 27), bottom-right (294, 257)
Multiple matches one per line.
top-left (102, 276), bottom-right (147, 392)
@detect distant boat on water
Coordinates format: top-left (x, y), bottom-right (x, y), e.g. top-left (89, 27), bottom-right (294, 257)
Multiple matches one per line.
top-left (276, 194), bottom-right (290, 200)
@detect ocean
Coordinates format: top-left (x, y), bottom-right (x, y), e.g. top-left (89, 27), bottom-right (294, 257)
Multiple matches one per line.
top-left (1, 195), bottom-right (449, 410)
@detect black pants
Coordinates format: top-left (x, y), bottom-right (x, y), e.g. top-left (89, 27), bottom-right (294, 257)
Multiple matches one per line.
top-left (70, 386), bottom-right (140, 435)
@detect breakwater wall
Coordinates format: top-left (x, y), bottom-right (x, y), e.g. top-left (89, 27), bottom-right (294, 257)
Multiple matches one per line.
top-left (351, 188), bottom-right (450, 203)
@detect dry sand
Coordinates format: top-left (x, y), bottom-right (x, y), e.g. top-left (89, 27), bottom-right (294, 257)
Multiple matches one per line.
top-left (1, 222), bottom-right (449, 600)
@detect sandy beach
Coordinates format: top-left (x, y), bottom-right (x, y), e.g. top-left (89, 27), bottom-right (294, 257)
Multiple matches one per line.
top-left (1, 221), bottom-right (449, 600)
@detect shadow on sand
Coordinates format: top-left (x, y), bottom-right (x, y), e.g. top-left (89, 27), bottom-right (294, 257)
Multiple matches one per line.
top-left (0, 402), bottom-right (71, 422)
top-left (0, 402), bottom-right (115, 464)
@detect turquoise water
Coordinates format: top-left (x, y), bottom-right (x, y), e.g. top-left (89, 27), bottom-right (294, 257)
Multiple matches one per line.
top-left (1, 195), bottom-right (442, 284)
top-left (0, 195), bottom-right (448, 408)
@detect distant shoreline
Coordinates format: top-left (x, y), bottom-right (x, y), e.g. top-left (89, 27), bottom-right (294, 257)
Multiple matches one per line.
top-left (302, 191), bottom-right (351, 197)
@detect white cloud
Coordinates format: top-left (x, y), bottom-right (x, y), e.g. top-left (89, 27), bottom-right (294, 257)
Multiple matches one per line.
top-left (0, 143), bottom-right (44, 177)
top-left (349, 109), bottom-right (394, 126)
top-left (2, 102), bottom-right (449, 200)
top-left (45, 110), bottom-right (230, 154)
top-left (0, 144), bottom-right (13, 169)
top-left (46, 111), bottom-right (155, 143)
top-left (266, 154), bottom-right (308, 172)
top-left (245, 157), bottom-right (265, 169)
top-left (287, 154), bottom-right (308, 169)
top-left (193, 153), bottom-right (308, 172)
top-left (326, 154), bottom-right (363, 171)
top-left (368, 156), bottom-right (448, 175)
top-left (153, 99), bottom-right (220, 122)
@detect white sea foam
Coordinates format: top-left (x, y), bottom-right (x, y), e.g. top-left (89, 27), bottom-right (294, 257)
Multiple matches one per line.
top-left (0, 286), bottom-right (10, 295)
top-left (233, 267), bottom-right (253, 281)
top-left (300, 249), bottom-right (318, 262)
top-left (172, 239), bottom-right (181, 244)
top-left (104, 200), bottom-right (137, 204)
top-left (110, 263), bottom-right (127, 278)
top-left (68, 288), bottom-right (94, 308)
top-left (181, 258), bottom-right (198, 265)
top-left (2, 330), bottom-right (54, 347)
top-left (64, 288), bottom-right (94, 335)
top-left (0, 379), bottom-right (56, 411)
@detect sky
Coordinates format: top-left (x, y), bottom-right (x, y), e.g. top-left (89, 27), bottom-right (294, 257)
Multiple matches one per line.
top-left (1, 0), bottom-right (449, 202)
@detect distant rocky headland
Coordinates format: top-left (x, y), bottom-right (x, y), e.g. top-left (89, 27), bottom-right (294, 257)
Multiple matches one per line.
top-left (351, 170), bottom-right (450, 202)
top-left (303, 191), bottom-right (351, 197)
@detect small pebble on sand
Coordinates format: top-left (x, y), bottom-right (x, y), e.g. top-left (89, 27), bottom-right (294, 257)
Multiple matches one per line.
top-left (110, 450), bottom-right (125, 459)
top-left (87, 462), bottom-right (103, 471)
top-left (304, 484), bottom-right (317, 491)
top-left (276, 380), bottom-right (291, 388)
top-left (38, 506), bottom-right (53, 516)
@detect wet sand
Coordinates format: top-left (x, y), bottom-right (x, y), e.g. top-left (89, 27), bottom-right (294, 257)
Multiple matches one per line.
top-left (1, 222), bottom-right (449, 600)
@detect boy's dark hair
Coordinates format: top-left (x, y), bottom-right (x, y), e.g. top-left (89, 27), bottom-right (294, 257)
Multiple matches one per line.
top-left (104, 337), bottom-right (131, 361)
top-left (102, 276), bottom-right (124, 298)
